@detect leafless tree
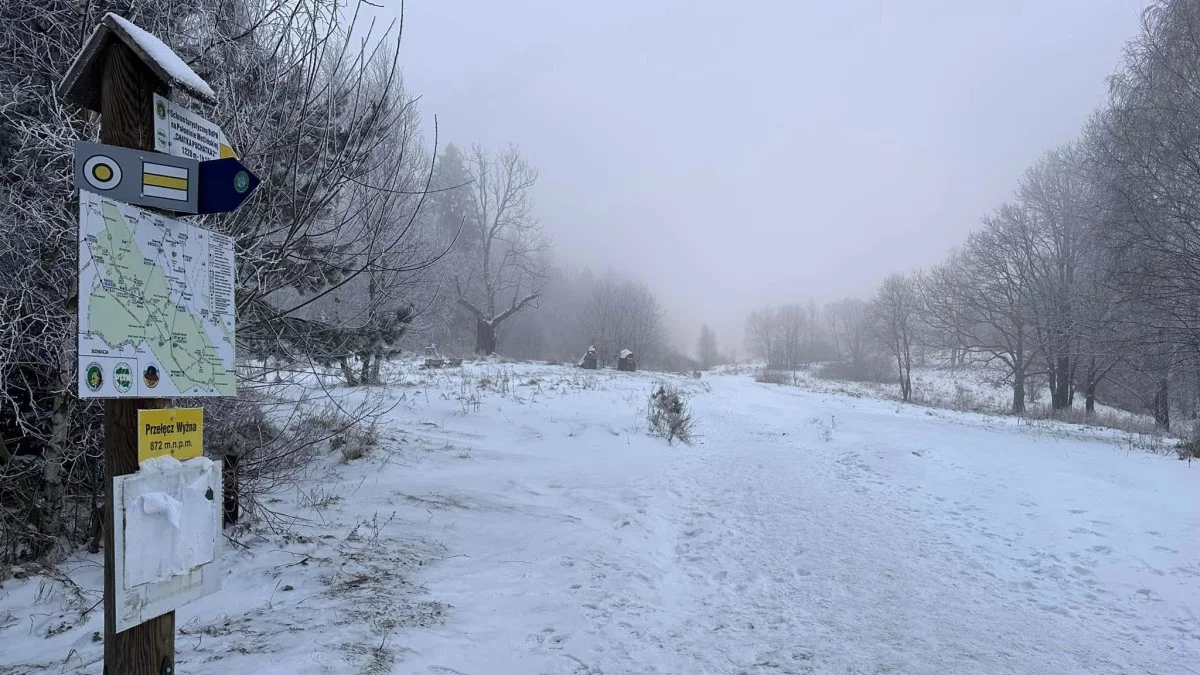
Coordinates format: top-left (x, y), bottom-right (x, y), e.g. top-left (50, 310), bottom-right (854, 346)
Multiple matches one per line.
top-left (456, 144), bottom-right (549, 354)
top-left (776, 304), bottom-right (807, 384)
top-left (825, 298), bottom-right (872, 377)
top-left (869, 273), bottom-right (920, 402)
top-left (581, 275), bottom-right (666, 366)
top-left (745, 307), bottom-right (778, 368)
top-left (1090, 0), bottom-right (1200, 427)
top-left (1015, 144), bottom-right (1097, 410)
top-left (697, 324), bottom-right (720, 370)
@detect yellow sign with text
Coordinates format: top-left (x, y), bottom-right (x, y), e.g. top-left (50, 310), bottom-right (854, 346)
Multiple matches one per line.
top-left (137, 408), bottom-right (203, 463)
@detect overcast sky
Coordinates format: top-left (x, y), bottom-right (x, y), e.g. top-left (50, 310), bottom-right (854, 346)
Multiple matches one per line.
top-left (381, 0), bottom-right (1146, 352)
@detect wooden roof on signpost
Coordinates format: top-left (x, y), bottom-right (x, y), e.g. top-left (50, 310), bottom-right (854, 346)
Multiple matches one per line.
top-left (58, 12), bottom-right (217, 112)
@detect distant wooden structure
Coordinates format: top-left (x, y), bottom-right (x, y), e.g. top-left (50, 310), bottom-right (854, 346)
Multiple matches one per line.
top-left (617, 349), bottom-right (636, 372)
top-left (421, 344), bottom-right (461, 369)
top-left (578, 346), bottom-right (598, 370)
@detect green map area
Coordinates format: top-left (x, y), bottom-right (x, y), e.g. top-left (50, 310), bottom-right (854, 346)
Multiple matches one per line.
top-left (87, 201), bottom-right (235, 395)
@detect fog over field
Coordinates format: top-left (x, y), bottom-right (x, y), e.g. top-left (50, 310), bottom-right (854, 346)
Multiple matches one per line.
top-left (388, 0), bottom-right (1145, 349)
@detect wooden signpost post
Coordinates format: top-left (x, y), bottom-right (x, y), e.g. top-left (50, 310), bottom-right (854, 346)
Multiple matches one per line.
top-left (59, 13), bottom-right (256, 675)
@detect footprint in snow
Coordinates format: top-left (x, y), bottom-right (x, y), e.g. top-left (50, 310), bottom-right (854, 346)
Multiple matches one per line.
top-left (524, 633), bottom-right (544, 649)
top-left (1040, 604), bottom-right (1071, 616)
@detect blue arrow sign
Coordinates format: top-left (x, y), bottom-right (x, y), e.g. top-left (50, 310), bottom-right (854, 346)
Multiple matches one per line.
top-left (198, 158), bottom-right (260, 214)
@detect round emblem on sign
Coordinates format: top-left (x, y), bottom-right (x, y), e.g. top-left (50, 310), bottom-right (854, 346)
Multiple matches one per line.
top-left (113, 362), bottom-right (133, 393)
top-left (143, 364), bottom-right (160, 389)
top-left (85, 362), bottom-right (104, 392)
top-left (234, 170), bottom-right (250, 194)
top-left (83, 155), bottom-right (122, 191)
top-left (156, 101), bottom-right (167, 119)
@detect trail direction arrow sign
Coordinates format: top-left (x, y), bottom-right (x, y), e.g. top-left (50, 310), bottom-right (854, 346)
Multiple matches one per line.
top-left (75, 141), bottom-right (199, 213)
top-left (75, 141), bottom-right (259, 215)
top-left (198, 157), bottom-right (260, 214)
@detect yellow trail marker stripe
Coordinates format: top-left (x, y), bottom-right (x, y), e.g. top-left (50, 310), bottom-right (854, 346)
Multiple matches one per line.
top-left (142, 173), bottom-right (188, 190)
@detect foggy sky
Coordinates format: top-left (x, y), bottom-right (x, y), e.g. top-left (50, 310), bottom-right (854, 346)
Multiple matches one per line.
top-left (386, 0), bottom-right (1146, 353)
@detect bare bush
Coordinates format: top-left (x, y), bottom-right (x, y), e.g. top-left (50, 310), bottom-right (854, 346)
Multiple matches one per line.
top-left (334, 423), bottom-right (381, 462)
top-left (755, 369), bottom-right (792, 385)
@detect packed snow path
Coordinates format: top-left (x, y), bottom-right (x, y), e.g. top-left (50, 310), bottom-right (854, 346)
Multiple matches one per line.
top-left (396, 370), bottom-right (1199, 674)
top-left (2, 365), bottom-right (1197, 674)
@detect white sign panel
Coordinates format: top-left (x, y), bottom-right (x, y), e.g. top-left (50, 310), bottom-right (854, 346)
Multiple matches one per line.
top-left (153, 93), bottom-right (234, 161)
top-left (113, 459), bottom-right (222, 632)
top-left (78, 189), bottom-right (236, 398)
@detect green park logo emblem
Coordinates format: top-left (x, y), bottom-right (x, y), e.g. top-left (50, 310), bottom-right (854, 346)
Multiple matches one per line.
top-left (156, 100), bottom-right (167, 119)
top-left (234, 170), bottom-right (250, 194)
top-left (113, 362), bottom-right (133, 393)
top-left (85, 362), bottom-right (103, 392)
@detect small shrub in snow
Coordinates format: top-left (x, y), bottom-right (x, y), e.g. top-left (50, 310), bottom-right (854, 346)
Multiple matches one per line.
top-left (647, 384), bottom-right (694, 446)
top-left (807, 416), bottom-right (834, 442)
top-left (335, 423), bottom-right (380, 462)
top-left (755, 369), bottom-right (791, 385)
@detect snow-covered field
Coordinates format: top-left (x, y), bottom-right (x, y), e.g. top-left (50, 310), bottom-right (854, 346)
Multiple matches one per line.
top-left (2, 361), bottom-right (1198, 674)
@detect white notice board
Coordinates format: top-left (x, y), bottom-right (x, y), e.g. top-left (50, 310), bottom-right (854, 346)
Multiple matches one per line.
top-left (112, 459), bottom-right (222, 632)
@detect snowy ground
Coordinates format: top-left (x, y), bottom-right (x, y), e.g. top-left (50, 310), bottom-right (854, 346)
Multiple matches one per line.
top-left (2, 361), bottom-right (1198, 674)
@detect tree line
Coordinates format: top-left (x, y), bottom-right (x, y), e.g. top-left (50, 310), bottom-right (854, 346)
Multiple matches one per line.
top-left (747, 1), bottom-right (1200, 432)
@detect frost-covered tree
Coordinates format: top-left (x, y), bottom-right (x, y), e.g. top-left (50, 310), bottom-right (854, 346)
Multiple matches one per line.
top-left (456, 145), bottom-right (549, 354)
top-left (582, 276), bottom-right (666, 366)
top-left (869, 273), bottom-right (920, 402)
top-left (422, 143), bottom-right (478, 354)
top-left (776, 304), bottom-right (808, 381)
top-left (825, 298), bottom-right (874, 377)
top-left (697, 324), bottom-right (720, 371)
top-left (745, 307), bottom-right (779, 368)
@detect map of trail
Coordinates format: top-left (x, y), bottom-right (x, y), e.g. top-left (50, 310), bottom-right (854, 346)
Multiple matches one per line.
top-left (78, 189), bottom-right (235, 398)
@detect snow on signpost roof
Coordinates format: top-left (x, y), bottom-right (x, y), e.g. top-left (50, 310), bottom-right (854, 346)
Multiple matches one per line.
top-left (104, 14), bottom-right (216, 101)
top-left (619, 349), bottom-right (633, 359)
top-left (59, 13), bottom-right (216, 112)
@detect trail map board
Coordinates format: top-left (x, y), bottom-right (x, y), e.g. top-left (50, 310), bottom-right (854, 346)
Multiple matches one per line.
top-left (78, 188), bottom-right (236, 398)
